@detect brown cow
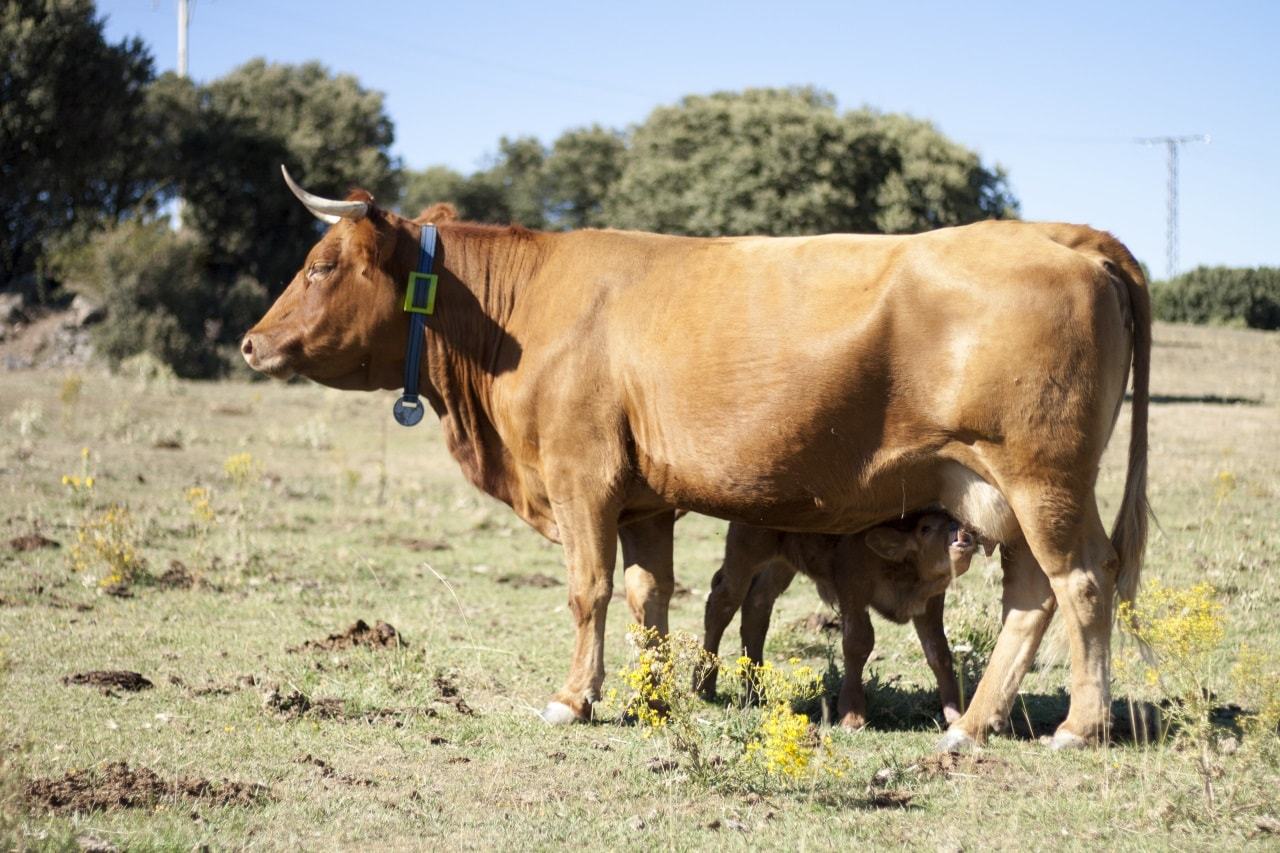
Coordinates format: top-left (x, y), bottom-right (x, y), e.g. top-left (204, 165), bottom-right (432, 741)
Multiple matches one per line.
top-left (242, 168), bottom-right (1149, 751)
top-left (699, 512), bottom-right (978, 730)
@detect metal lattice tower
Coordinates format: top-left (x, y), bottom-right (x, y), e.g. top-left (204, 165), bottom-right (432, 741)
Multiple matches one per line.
top-left (1135, 134), bottom-right (1209, 278)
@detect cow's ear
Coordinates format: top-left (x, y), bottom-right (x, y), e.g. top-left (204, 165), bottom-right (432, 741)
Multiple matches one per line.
top-left (865, 528), bottom-right (914, 563)
top-left (415, 203), bottom-right (458, 225)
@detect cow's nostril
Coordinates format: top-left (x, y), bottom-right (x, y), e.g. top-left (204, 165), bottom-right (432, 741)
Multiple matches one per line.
top-left (241, 336), bottom-right (254, 356)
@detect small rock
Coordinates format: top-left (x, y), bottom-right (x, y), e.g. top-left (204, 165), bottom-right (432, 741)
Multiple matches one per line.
top-left (1257, 815), bottom-right (1280, 834)
top-left (629, 815), bottom-right (646, 831)
top-left (70, 293), bottom-right (106, 327)
top-left (646, 757), bottom-right (679, 773)
top-left (0, 292), bottom-right (25, 325)
top-left (1218, 735), bottom-right (1239, 755)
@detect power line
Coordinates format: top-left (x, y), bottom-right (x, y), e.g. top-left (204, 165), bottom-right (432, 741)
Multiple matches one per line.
top-left (1135, 134), bottom-right (1209, 278)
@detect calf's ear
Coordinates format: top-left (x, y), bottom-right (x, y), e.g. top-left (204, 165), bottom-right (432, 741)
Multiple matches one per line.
top-left (865, 528), bottom-right (914, 563)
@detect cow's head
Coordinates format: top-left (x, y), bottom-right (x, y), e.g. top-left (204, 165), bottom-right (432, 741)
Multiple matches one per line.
top-left (239, 167), bottom-right (419, 391)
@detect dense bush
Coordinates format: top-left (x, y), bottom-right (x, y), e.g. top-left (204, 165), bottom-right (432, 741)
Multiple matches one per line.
top-left (1152, 266), bottom-right (1280, 330)
top-left (49, 219), bottom-right (266, 378)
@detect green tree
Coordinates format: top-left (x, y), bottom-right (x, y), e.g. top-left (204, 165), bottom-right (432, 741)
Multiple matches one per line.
top-left (606, 87), bottom-right (1016, 236)
top-left (544, 125), bottom-right (626, 229)
top-left (167, 59), bottom-right (400, 293)
top-left (50, 217), bottom-right (224, 377)
top-left (1, 0), bottom-right (163, 289)
top-left (400, 136), bottom-right (549, 227)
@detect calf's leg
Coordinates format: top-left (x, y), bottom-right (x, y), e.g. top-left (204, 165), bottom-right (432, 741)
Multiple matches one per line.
top-left (698, 525), bottom-right (787, 698)
top-left (913, 593), bottom-right (961, 724)
top-left (836, 607), bottom-right (875, 730)
top-left (620, 511), bottom-right (676, 635)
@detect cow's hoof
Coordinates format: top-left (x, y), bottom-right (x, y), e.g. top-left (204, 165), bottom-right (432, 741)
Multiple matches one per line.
top-left (935, 728), bottom-right (978, 753)
top-left (838, 713), bottom-right (868, 732)
top-left (942, 706), bottom-right (962, 725)
top-left (539, 701), bottom-right (581, 725)
top-left (1048, 729), bottom-right (1088, 751)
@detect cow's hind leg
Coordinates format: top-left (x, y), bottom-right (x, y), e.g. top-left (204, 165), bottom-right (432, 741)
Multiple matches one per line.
top-left (1020, 492), bottom-right (1118, 748)
top-left (540, 498), bottom-right (619, 725)
top-left (939, 540), bottom-right (1055, 751)
top-left (940, 487), bottom-right (1117, 751)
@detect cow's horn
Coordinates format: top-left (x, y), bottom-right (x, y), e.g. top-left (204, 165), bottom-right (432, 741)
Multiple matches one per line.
top-left (280, 165), bottom-right (368, 224)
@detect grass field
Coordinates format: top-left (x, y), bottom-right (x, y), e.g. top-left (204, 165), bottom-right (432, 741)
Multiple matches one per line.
top-left (2, 320), bottom-right (1279, 850)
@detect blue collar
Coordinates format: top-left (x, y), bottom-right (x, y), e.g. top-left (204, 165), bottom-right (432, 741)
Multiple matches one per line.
top-left (392, 224), bottom-right (438, 426)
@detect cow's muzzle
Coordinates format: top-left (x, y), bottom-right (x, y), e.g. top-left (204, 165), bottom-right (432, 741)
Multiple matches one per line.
top-left (240, 333), bottom-right (294, 379)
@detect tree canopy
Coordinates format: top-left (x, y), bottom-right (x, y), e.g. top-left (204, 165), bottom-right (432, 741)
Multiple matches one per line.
top-left (400, 87), bottom-right (1017, 237)
top-left (1, 0), bottom-right (162, 288)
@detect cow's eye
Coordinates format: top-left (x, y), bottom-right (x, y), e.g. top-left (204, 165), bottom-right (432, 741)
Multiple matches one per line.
top-left (308, 261), bottom-right (335, 279)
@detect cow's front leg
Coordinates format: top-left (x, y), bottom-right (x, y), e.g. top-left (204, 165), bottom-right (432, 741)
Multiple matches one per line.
top-left (620, 511), bottom-right (676, 635)
top-left (540, 498), bottom-right (619, 725)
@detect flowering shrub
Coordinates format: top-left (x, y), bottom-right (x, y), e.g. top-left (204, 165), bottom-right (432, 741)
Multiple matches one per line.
top-left (61, 447), bottom-right (97, 507)
top-left (613, 626), bottom-right (844, 787)
top-left (69, 505), bottom-right (146, 590)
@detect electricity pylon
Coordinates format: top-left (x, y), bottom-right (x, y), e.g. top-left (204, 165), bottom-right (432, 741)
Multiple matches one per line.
top-left (1135, 134), bottom-right (1210, 279)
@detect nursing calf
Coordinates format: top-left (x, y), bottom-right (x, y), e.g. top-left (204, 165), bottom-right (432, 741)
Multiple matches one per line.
top-left (701, 512), bottom-right (978, 729)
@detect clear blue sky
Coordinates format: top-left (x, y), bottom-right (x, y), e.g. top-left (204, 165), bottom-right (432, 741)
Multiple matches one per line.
top-left (101, 1), bottom-right (1279, 275)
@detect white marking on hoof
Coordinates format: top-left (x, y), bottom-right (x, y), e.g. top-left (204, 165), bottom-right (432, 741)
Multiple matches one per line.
top-left (539, 701), bottom-right (579, 725)
top-left (935, 728), bottom-right (978, 753)
top-left (1049, 729), bottom-right (1088, 751)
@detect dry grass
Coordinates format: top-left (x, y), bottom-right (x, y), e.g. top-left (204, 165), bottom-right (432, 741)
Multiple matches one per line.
top-left (1, 321), bottom-right (1278, 850)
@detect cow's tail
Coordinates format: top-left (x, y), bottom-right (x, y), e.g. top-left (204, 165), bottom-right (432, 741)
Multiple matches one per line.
top-left (1102, 241), bottom-right (1151, 618)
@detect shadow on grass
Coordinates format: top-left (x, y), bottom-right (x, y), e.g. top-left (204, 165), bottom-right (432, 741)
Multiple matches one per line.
top-left (1127, 391), bottom-right (1263, 406)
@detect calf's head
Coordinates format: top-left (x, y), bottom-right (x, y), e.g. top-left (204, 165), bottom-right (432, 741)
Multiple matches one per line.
top-left (239, 167), bottom-right (417, 391)
top-left (863, 512), bottom-right (979, 621)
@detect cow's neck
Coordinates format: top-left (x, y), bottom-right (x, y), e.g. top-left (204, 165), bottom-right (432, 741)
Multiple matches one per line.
top-left (418, 223), bottom-right (543, 519)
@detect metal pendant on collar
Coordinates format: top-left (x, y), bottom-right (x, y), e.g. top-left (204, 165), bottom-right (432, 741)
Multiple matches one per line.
top-left (393, 224), bottom-right (438, 427)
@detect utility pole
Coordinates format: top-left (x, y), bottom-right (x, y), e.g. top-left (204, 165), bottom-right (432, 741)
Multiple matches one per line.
top-left (1135, 134), bottom-right (1209, 279)
top-left (177, 0), bottom-right (189, 77)
top-left (174, 0), bottom-right (191, 227)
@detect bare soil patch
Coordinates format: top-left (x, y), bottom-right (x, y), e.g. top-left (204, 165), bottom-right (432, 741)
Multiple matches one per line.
top-left (433, 673), bottom-right (475, 716)
top-left (25, 762), bottom-right (268, 813)
top-left (62, 671), bottom-right (153, 693)
top-left (495, 571), bottom-right (561, 589)
top-left (384, 535), bottom-right (451, 552)
top-left (289, 619), bottom-right (406, 652)
top-left (261, 686), bottom-right (434, 725)
top-left (9, 532), bottom-right (59, 551)
top-left (296, 754), bottom-right (377, 787)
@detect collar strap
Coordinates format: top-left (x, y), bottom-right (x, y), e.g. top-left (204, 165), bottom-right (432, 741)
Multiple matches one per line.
top-left (392, 224), bottom-right (438, 426)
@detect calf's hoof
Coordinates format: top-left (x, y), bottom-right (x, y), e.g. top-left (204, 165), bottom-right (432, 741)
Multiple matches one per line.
top-left (1048, 728), bottom-right (1089, 751)
top-left (539, 701), bottom-right (584, 725)
top-left (935, 727), bottom-right (978, 753)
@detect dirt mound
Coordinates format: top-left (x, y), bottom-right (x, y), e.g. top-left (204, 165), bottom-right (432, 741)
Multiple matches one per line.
top-left (25, 762), bottom-right (268, 813)
top-left (63, 671), bottom-right (153, 693)
top-left (9, 532), bottom-right (59, 551)
top-left (912, 752), bottom-right (1007, 779)
top-left (798, 611), bottom-right (840, 633)
top-left (495, 572), bottom-right (561, 589)
top-left (289, 619), bottom-right (405, 652)
top-left (433, 673), bottom-right (475, 716)
top-left (155, 560), bottom-right (196, 589)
